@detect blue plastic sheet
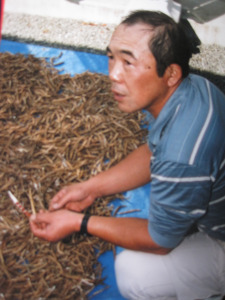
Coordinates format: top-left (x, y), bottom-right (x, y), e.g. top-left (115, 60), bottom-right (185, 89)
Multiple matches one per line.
top-left (0, 39), bottom-right (109, 75)
top-left (0, 39), bottom-right (150, 300)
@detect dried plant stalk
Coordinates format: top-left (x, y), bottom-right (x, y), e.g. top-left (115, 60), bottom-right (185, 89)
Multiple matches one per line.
top-left (0, 52), bottom-right (148, 299)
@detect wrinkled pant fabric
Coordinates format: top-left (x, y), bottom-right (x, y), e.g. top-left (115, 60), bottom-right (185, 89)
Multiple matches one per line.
top-left (115, 232), bottom-right (225, 300)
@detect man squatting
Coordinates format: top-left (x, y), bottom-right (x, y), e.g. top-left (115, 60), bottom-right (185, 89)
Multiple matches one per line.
top-left (30, 10), bottom-right (225, 300)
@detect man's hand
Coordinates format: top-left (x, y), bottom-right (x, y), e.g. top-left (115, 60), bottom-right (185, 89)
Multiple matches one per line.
top-left (29, 209), bottom-right (83, 242)
top-left (49, 181), bottom-right (95, 212)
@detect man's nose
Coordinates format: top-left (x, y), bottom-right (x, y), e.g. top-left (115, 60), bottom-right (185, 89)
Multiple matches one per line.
top-left (109, 62), bottom-right (123, 83)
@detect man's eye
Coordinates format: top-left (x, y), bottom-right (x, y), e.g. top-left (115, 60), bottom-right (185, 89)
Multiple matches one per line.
top-left (107, 54), bottom-right (114, 60)
top-left (124, 60), bottom-right (132, 65)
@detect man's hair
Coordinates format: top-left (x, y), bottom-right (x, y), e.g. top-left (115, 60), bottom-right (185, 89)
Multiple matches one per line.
top-left (121, 10), bottom-right (200, 77)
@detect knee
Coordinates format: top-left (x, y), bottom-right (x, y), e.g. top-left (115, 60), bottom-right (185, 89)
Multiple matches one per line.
top-left (115, 250), bottom-right (176, 300)
top-left (115, 250), bottom-right (140, 300)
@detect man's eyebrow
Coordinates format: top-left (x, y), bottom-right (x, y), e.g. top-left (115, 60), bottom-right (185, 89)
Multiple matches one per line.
top-left (120, 50), bottom-right (136, 60)
top-left (106, 46), bottom-right (136, 60)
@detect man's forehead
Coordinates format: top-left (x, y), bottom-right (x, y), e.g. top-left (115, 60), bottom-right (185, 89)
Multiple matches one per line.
top-left (109, 23), bottom-right (153, 52)
top-left (112, 23), bottom-right (153, 38)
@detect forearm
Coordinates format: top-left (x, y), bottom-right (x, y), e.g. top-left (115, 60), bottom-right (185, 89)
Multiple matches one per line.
top-left (49, 144), bottom-right (151, 212)
top-left (30, 209), bottom-right (171, 254)
top-left (87, 215), bottom-right (170, 254)
top-left (90, 143), bottom-right (151, 198)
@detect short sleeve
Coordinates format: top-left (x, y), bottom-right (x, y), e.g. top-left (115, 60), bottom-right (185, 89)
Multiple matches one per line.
top-left (148, 159), bottom-right (213, 248)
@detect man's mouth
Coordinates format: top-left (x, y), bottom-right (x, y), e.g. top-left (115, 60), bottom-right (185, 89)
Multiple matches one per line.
top-left (111, 89), bottom-right (125, 102)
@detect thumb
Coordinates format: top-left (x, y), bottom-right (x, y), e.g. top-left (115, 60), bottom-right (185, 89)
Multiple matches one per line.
top-left (50, 188), bottom-right (83, 211)
top-left (30, 211), bottom-right (49, 224)
top-left (29, 211), bottom-right (50, 235)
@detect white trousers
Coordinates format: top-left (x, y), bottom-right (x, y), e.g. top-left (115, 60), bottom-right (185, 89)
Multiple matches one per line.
top-left (115, 232), bottom-right (225, 300)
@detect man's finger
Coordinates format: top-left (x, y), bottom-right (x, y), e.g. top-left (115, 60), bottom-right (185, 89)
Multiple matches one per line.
top-left (30, 211), bottom-right (49, 224)
top-left (49, 189), bottom-right (70, 210)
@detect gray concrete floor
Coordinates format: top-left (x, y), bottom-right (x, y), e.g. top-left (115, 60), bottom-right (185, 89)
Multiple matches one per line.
top-left (3, 0), bottom-right (225, 46)
top-left (1, 0), bottom-right (225, 93)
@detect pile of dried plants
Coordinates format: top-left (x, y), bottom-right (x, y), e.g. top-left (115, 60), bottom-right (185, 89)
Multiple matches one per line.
top-left (0, 52), bottom-right (147, 299)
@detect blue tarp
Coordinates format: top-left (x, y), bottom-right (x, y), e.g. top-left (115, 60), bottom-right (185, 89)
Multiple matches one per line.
top-left (0, 39), bottom-right (150, 300)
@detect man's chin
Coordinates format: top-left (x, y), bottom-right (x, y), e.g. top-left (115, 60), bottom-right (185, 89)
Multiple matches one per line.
top-left (117, 102), bottom-right (137, 114)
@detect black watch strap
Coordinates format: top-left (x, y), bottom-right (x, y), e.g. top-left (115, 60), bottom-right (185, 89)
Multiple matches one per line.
top-left (80, 214), bottom-right (91, 235)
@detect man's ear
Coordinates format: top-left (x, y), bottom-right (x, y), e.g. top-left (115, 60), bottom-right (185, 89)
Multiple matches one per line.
top-left (165, 64), bottom-right (182, 87)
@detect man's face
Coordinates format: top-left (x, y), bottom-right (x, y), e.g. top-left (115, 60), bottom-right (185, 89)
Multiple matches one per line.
top-left (107, 23), bottom-right (170, 116)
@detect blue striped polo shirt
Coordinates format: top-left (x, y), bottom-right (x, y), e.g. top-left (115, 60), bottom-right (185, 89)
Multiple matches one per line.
top-left (147, 74), bottom-right (225, 248)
